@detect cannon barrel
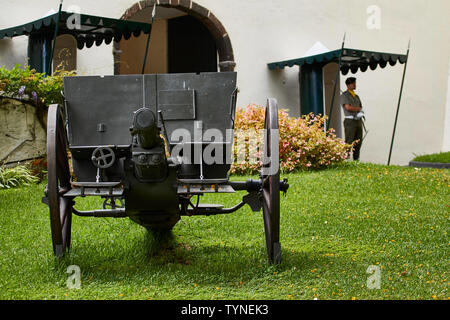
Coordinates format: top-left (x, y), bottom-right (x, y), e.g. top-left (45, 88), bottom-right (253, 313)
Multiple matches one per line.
top-left (130, 108), bottom-right (159, 149)
top-left (130, 107), bottom-right (168, 182)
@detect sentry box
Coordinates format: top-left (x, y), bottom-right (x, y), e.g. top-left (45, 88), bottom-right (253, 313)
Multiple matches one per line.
top-left (42, 72), bottom-right (288, 264)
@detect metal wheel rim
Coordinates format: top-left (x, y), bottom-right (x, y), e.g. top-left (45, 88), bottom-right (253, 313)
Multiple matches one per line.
top-left (261, 98), bottom-right (280, 264)
top-left (47, 104), bottom-right (72, 257)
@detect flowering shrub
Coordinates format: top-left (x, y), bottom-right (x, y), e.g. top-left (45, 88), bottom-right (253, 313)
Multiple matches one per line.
top-left (0, 64), bottom-right (75, 107)
top-left (230, 104), bottom-right (353, 174)
top-left (0, 64), bottom-right (75, 131)
top-left (29, 158), bottom-right (48, 182)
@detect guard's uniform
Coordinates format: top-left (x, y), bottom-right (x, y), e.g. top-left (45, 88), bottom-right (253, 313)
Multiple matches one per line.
top-left (340, 90), bottom-right (363, 161)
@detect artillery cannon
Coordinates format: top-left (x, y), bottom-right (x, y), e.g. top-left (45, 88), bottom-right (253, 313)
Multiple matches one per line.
top-left (42, 72), bottom-right (288, 264)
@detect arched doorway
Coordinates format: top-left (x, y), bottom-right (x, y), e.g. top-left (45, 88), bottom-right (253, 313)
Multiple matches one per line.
top-left (116, 1), bottom-right (235, 75)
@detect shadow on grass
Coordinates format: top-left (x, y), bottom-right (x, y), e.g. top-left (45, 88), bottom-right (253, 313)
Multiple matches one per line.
top-left (44, 217), bottom-right (365, 290)
top-left (141, 229), bottom-right (195, 266)
top-left (144, 229), bottom-right (176, 257)
top-left (57, 236), bottom-right (343, 283)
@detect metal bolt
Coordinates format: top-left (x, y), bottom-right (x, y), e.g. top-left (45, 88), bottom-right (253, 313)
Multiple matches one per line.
top-left (138, 154), bottom-right (148, 163)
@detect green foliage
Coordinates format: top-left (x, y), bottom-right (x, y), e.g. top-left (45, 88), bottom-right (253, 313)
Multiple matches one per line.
top-left (0, 165), bottom-right (39, 189)
top-left (231, 104), bottom-right (353, 175)
top-left (412, 152), bottom-right (450, 164)
top-left (0, 64), bottom-right (75, 107)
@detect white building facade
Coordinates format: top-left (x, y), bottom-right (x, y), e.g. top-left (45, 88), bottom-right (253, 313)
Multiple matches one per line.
top-left (0, 0), bottom-right (449, 165)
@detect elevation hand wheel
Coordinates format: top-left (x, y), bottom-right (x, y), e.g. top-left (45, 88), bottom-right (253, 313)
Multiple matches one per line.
top-left (91, 147), bottom-right (116, 169)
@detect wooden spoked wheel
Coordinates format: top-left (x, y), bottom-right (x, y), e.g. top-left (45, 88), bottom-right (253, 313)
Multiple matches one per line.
top-left (261, 98), bottom-right (281, 265)
top-left (46, 104), bottom-right (73, 257)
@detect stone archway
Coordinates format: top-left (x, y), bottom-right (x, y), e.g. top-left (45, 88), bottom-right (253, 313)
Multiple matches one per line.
top-left (115, 0), bottom-right (235, 74)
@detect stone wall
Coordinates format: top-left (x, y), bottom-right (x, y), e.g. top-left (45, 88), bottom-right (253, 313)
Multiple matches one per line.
top-left (0, 97), bottom-right (46, 164)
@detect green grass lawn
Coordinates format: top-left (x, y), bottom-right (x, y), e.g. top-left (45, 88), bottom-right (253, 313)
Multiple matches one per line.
top-left (412, 152), bottom-right (450, 164)
top-left (0, 162), bottom-right (448, 300)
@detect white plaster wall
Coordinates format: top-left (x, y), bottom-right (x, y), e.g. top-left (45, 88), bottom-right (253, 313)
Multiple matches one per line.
top-left (443, 58), bottom-right (450, 152)
top-left (198, 0), bottom-right (450, 165)
top-left (1, 0), bottom-right (449, 165)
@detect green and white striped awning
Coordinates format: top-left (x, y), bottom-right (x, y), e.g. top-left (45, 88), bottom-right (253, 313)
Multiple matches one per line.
top-left (268, 48), bottom-right (407, 75)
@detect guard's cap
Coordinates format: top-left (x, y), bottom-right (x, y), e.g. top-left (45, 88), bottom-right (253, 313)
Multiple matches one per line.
top-left (345, 77), bottom-right (356, 85)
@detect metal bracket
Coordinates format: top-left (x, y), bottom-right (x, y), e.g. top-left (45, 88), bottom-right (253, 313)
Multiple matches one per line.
top-left (280, 178), bottom-right (289, 196)
top-left (243, 192), bottom-right (262, 212)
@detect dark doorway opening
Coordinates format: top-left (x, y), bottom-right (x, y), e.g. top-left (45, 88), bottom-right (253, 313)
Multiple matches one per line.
top-left (168, 15), bottom-right (217, 73)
